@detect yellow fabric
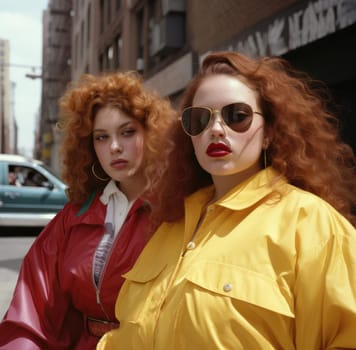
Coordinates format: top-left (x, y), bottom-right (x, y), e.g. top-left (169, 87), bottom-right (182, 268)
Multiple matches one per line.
top-left (98, 168), bottom-right (356, 350)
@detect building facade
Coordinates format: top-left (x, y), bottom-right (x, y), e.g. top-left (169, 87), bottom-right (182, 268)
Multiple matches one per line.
top-left (39, 0), bottom-right (356, 169)
top-left (0, 39), bottom-right (17, 154)
top-left (37, 0), bottom-right (72, 173)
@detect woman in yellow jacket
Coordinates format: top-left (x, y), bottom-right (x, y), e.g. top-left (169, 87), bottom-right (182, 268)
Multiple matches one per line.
top-left (98, 51), bottom-right (356, 349)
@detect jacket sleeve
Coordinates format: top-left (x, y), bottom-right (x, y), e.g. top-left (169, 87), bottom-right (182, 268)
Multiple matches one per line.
top-left (294, 200), bottom-right (356, 349)
top-left (0, 205), bottom-right (83, 349)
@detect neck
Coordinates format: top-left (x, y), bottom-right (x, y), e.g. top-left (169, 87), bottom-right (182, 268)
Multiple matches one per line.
top-left (211, 163), bottom-right (262, 201)
top-left (117, 176), bottom-right (146, 202)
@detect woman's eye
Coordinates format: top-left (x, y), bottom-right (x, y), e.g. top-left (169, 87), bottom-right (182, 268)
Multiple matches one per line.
top-left (94, 134), bottom-right (108, 141)
top-left (232, 111), bottom-right (249, 122)
top-left (122, 128), bottom-right (136, 136)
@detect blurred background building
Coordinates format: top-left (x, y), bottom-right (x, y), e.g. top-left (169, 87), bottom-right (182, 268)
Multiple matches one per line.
top-left (0, 39), bottom-right (17, 154)
top-left (34, 0), bottom-right (72, 171)
top-left (24, 0), bottom-right (356, 173)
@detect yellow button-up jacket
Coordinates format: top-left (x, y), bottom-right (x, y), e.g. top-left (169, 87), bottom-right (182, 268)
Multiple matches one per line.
top-left (98, 168), bottom-right (356, 350)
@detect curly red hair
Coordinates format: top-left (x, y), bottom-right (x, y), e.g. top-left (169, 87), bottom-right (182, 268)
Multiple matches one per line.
top-left (153, 51), bottom-right (356, 226)
top-left (57, 71), bottom-right (176, 206)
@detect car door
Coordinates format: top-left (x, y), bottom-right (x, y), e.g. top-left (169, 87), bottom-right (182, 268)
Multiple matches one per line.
top-left (0, 163), bottom-right (65, 214)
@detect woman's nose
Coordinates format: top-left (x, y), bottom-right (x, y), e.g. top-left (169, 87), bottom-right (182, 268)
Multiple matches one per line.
top-left (110, 139), bottom-right (122, 152)
top-left (209, 113), bottom-right (226, 137)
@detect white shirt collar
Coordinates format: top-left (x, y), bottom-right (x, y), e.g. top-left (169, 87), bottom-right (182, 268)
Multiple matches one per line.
top-left (100, 180), bottom-right (133, 236)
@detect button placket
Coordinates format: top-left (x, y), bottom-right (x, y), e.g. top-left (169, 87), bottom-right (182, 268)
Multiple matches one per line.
top-left (186, 241), bottom-right (196, 250)
top-left (182, 203), bottom-right (216, 256)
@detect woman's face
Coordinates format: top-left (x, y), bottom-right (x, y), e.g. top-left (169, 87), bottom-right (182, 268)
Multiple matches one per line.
top-left (190, 74), bottom-right (265, 185)
top-left (93, 106), bottom-right (145, 192)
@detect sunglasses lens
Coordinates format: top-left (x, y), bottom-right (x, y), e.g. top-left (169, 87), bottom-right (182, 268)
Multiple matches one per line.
top-left (181, 107), bottom-right (211, 136)
top-left (222, 103), bottom-right (254, 132)
top-left (181, 103), bottom-right (256, 136)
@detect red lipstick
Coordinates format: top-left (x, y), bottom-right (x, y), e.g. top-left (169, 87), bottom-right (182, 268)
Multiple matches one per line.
top-left (206, 143), bottom-right (232, 157)
top-left (110, 159), bottom-right (128, 169)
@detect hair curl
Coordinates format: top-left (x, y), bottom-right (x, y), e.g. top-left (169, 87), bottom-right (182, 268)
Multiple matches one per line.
top-left (57, 71), bottom-right (176, 208)
top-left (153, 51), bottom-right (356, 226)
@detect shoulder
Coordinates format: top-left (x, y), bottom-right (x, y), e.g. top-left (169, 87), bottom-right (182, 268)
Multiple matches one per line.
top-left (282, 184), bottom-right (355, 239)
top-left (50, 191), bottom-right (106, 227)
top-left (284, 184), bottom-right (345, 218)
top-left (74, 191), bottom-right (102, 216)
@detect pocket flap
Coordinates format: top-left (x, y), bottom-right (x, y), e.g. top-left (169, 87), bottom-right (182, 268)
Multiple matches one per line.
top-left (123, 262), bottom-right (167, 283)
top-left (185, 260), bottom-right (294, 317)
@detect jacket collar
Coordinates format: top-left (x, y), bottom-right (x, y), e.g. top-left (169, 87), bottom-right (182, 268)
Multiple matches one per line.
top-left (185, 167), bottom-right (288, 212)
top-left (73, 191), bottom-right (148, 227)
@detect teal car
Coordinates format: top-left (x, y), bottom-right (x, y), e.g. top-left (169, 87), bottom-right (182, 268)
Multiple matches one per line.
top-left (0, 154), bottom-right (68, 227)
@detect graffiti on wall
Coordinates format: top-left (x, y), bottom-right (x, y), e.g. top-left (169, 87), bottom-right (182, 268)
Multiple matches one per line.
top-left (218, 0), bottom-right (356, 57)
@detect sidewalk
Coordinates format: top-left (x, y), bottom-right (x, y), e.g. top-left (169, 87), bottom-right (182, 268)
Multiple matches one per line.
top-left (0, 237), bottom-right (36, 318)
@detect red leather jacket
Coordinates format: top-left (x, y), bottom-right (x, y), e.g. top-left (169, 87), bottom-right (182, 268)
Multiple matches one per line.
top-left (0, 192), bottom-right (153, 349)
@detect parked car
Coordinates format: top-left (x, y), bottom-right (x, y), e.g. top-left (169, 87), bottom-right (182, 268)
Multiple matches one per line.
top-left (0, 154), bottom-right (68, 228)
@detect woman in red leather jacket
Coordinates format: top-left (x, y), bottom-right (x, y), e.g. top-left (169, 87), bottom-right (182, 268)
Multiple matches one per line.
top-left (0, 71), bottom-right (175, 349)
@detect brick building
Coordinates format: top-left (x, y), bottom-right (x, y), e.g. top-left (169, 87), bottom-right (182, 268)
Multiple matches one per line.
top-left (39, 0), bottom-right (356, 168)
top-left (36, 0), bottom-right (72, 173)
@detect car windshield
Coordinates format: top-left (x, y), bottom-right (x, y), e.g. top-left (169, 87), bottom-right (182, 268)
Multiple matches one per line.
top-left (39, 162), bottom-right (61, 179)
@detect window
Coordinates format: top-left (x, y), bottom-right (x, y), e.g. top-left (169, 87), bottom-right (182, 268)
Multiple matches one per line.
top-left (99, 53), bottom-right (104, 72)
top-left (116, 0), bottom-right (121, 11)
top-left (8, 165), bottom-right (48, 187)
top-left (136, 9), bottom-right (144, 71)
top-left (87, 4), bottom-right (91, 48)
top-left (74, 0), bottom-right (78, 18)
top-left (80, 20), bottom-right (85, 60)
top-left (114, 35), bottom-right (122, 68)
top-left (107, 0), bottom-right (112, 24)
top-left (100, 0), bottom-right (105, 33)
top-left (106, 45), bottom-right (113, 70)
top-left (74, 34), bottom-right (79, 68)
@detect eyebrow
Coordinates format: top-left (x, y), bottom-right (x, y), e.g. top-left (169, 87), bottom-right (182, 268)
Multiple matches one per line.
top-left (92, 121), bottom-right (133, 133)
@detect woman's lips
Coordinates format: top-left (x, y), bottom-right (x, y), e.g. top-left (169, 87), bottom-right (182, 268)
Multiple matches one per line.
top-left (206, 143), bottom-right (232, 157)
top-left (110, 159), bottom-right (128, 169)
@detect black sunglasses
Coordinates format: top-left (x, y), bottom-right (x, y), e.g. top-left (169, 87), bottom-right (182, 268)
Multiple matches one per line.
top-left (180, 102), bottom-right (263, 136)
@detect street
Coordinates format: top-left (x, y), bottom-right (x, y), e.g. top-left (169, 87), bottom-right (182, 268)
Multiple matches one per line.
top-left (0, 235), bottom-right (37, 319)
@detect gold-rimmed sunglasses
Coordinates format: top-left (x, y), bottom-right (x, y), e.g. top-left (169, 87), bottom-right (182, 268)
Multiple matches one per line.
top-left (180, 102), bottom-right (263, 136)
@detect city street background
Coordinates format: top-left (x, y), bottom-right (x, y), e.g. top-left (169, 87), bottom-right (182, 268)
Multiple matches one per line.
top-left (0, 0), bottom-right (48, 156)
top-left (0, 235), bottom-right (36, 319)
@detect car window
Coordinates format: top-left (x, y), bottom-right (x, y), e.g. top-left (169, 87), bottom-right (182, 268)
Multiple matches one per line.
top-left (8, 165), bottom-right (23, 186)
top-left (8, 165), bottom-right (49, 188)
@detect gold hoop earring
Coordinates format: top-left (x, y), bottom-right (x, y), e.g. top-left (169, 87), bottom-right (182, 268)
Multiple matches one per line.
top-left (91, 163), bottom-right (110, 181)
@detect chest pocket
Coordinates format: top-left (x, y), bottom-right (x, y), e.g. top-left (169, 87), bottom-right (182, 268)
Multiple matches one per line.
top-left (184, 260), bottom-right (295, 318)
top-left (123, 262), bottom-right (166, 283)
top-left (119, 261), bottom-right (168, 324)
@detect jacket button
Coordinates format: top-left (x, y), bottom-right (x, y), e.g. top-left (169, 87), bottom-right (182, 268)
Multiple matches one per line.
top-left (223, 283), bottom-right (232, 292)
top-left (186, 241), bottom-right (196, 250)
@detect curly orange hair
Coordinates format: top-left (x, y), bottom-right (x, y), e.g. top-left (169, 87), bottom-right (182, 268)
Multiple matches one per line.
top-left (153, 51), bottom-right (356, 226)
top-left (57, 71), bottom-right (176, 206)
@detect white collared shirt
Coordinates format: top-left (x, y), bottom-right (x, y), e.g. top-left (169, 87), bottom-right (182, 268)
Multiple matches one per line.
top-left (94, 180), bottom-right (133, 285)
